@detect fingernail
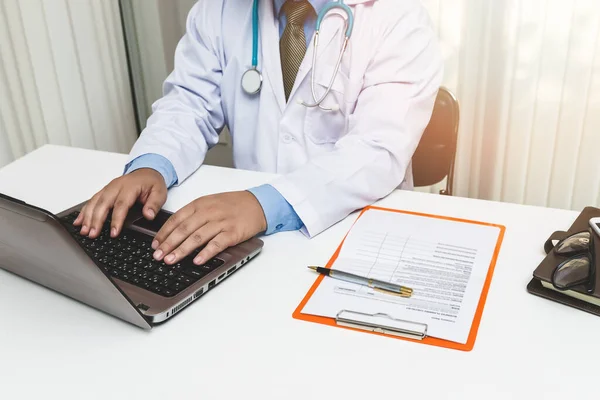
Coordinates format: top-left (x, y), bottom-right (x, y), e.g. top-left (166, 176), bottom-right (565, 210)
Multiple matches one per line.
top-left (89, 228), bottom-right (96, 237)
top-left (111, 227), bottom-right (117, 237)
top-left (194, 257), bottom-right (204, 265)
top-left (147, 209), bottom-right (155, 219)
top-left (81, 225), bottom-right (88, 234)
top-left (153, 250), bottom-right (163, 260)
top-left (165, 254), bottom-right (175, 263)
top-left (151, 240), bottom-right (159, 250)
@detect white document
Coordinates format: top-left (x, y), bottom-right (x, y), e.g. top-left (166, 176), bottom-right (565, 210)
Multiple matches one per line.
top-left (301, 208), bottom-right (502, 344)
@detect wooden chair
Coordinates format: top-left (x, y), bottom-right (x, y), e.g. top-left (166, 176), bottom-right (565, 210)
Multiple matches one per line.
top-left (412, 86), bottom-right (460, 195)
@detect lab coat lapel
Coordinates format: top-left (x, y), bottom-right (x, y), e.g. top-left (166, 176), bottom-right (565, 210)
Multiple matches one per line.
top-left (259, 0), bottom-right (285, 112)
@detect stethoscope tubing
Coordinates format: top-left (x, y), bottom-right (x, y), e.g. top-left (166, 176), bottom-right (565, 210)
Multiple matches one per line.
top-left (245, 0), bottom-right (354, 112)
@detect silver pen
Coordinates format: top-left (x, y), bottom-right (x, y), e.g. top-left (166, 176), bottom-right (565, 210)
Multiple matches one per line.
top-left (308, 266), bottom-right (413, 297)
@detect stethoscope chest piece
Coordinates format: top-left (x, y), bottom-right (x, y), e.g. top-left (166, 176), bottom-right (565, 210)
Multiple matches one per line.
top-left (242, 68), bottom-right (262, 95)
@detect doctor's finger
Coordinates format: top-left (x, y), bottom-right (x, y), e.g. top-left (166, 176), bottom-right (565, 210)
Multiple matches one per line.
top-left (152, 207), bottom-right (198, 252)
top-left (73, 205), bottom-right (86, 226)
top-left (165, 223), bottom-right (221, 265)
top-left (79, 197), bottom-right (98, 236)
top-left (110, 189), bottom-right (140, 237)
top-left (142, 185), bottom-right (167, 221)
top-left (194, 232), bottom-right (236, 266)
top-left (88, 191), bottom-right (118, 238)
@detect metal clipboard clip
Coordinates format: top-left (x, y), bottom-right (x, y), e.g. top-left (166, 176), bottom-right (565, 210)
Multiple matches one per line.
top-left (335, 310), bottom-right (428, 340)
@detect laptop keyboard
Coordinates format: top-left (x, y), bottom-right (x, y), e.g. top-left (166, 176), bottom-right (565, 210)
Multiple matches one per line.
top-left (60, 211), bottom-right (224, 298)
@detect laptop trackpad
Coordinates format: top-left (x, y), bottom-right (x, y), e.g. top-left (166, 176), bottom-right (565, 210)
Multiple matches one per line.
top-left (126, 207), bottom-right (174, 236)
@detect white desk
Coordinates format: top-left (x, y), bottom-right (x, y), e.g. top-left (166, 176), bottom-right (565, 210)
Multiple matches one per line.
top-left (0, 145), bottom-right (597, 400)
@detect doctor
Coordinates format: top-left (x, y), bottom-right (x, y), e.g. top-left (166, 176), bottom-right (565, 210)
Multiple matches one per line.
top-left (74, 0), bottom-right (443, 267)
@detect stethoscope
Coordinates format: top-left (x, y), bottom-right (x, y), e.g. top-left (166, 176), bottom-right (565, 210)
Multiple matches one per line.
top-left (241, 0), bottom-right (354, 112)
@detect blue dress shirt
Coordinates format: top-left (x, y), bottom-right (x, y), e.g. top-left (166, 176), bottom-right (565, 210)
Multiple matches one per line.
top-left (125, 0), bottom-right (327, 235)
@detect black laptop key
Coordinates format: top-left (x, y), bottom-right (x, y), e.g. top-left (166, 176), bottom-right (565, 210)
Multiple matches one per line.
top-left (206, 258), bottom-right (225, 269)
top-left (141, 281), bottom-right (152, 290)
top-left (133, 259), bottom-right (145, 267)
top-left (164, 269), bottom-right (177, 278)
top-left (141, 262), bottom-right (157, 271)
top-left (156, 266), bottom-right (168, 275)
top-left (168, 281), bottom-right (186, 292)
top-left (197, 258), bottom-right (224, 273)
top-left (131, 276), bottom-right (142, 285)
top-left (171, 263), bottom-right (183, 271)
top-left (150, 284), bottom-right (163, 294)
top-left (176, 275), bottom-right (194, 285)
top-left (182, 267), bottom-right (207, 279)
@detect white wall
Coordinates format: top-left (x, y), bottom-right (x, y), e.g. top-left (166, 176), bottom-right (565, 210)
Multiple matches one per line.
top-left (0, 0), bottom-right (137, 169)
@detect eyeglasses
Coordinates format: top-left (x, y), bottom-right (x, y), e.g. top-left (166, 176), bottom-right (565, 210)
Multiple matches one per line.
top-left (551, 230), bottom-right (596, 292)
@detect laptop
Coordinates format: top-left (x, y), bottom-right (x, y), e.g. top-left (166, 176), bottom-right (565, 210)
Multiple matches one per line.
top-left (0, 192), bottom-right (264, 329)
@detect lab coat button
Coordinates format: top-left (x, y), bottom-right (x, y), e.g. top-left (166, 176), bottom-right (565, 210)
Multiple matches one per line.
top-left (282, 134), bottom-right (292, 144)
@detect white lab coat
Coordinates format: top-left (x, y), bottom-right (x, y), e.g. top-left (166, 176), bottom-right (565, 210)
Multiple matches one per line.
top-left (127, 0), bottom-right (444, 237)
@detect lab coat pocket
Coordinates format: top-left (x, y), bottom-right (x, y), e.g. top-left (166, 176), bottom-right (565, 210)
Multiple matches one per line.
top-left (303, 64), bottom-right (350, 145)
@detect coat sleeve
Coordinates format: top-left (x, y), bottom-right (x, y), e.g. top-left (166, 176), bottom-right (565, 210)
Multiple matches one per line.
top-left (269, 3), bottom-right (444, 238)
top-left (125, 1), bottom-right (225, 185)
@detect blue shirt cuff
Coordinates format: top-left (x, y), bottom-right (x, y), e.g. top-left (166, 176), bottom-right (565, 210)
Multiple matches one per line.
top-left (248, 184), bottom-right (304, 235)
top-left (124, 154), bottom-right (178, 188)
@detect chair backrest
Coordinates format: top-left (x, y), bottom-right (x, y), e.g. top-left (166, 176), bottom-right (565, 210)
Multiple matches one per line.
top-left (411, 86), bottom-right (460, 195)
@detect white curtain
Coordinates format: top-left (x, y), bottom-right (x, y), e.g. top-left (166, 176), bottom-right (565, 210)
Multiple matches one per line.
top-left (0, 0), bottom-right (137, 169)
top-left (420, 0), bottom-right (600, 211)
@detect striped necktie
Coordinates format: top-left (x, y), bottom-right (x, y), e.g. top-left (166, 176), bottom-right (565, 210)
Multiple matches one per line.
top-left (280, 0), bottom-right (316, 101)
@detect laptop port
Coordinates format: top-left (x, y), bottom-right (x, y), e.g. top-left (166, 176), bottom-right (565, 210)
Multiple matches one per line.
top-left (208, 279), bottom-right (216, 289)
top-left (227, 266), bottom-right (236, 275)
top-left (194, 288), bottom-right (204, 299)
top-left (218, 272), bottom-right (226, 280)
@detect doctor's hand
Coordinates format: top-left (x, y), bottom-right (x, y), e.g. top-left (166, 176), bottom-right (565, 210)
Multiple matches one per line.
top-left (73, 169), bottom-right (167, 239)
top-left (150, 191), bottom-right (267, 266)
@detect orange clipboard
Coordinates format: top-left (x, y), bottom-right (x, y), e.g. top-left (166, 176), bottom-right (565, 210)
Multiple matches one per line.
top-left (292, 205), bottom-right (506, 352)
